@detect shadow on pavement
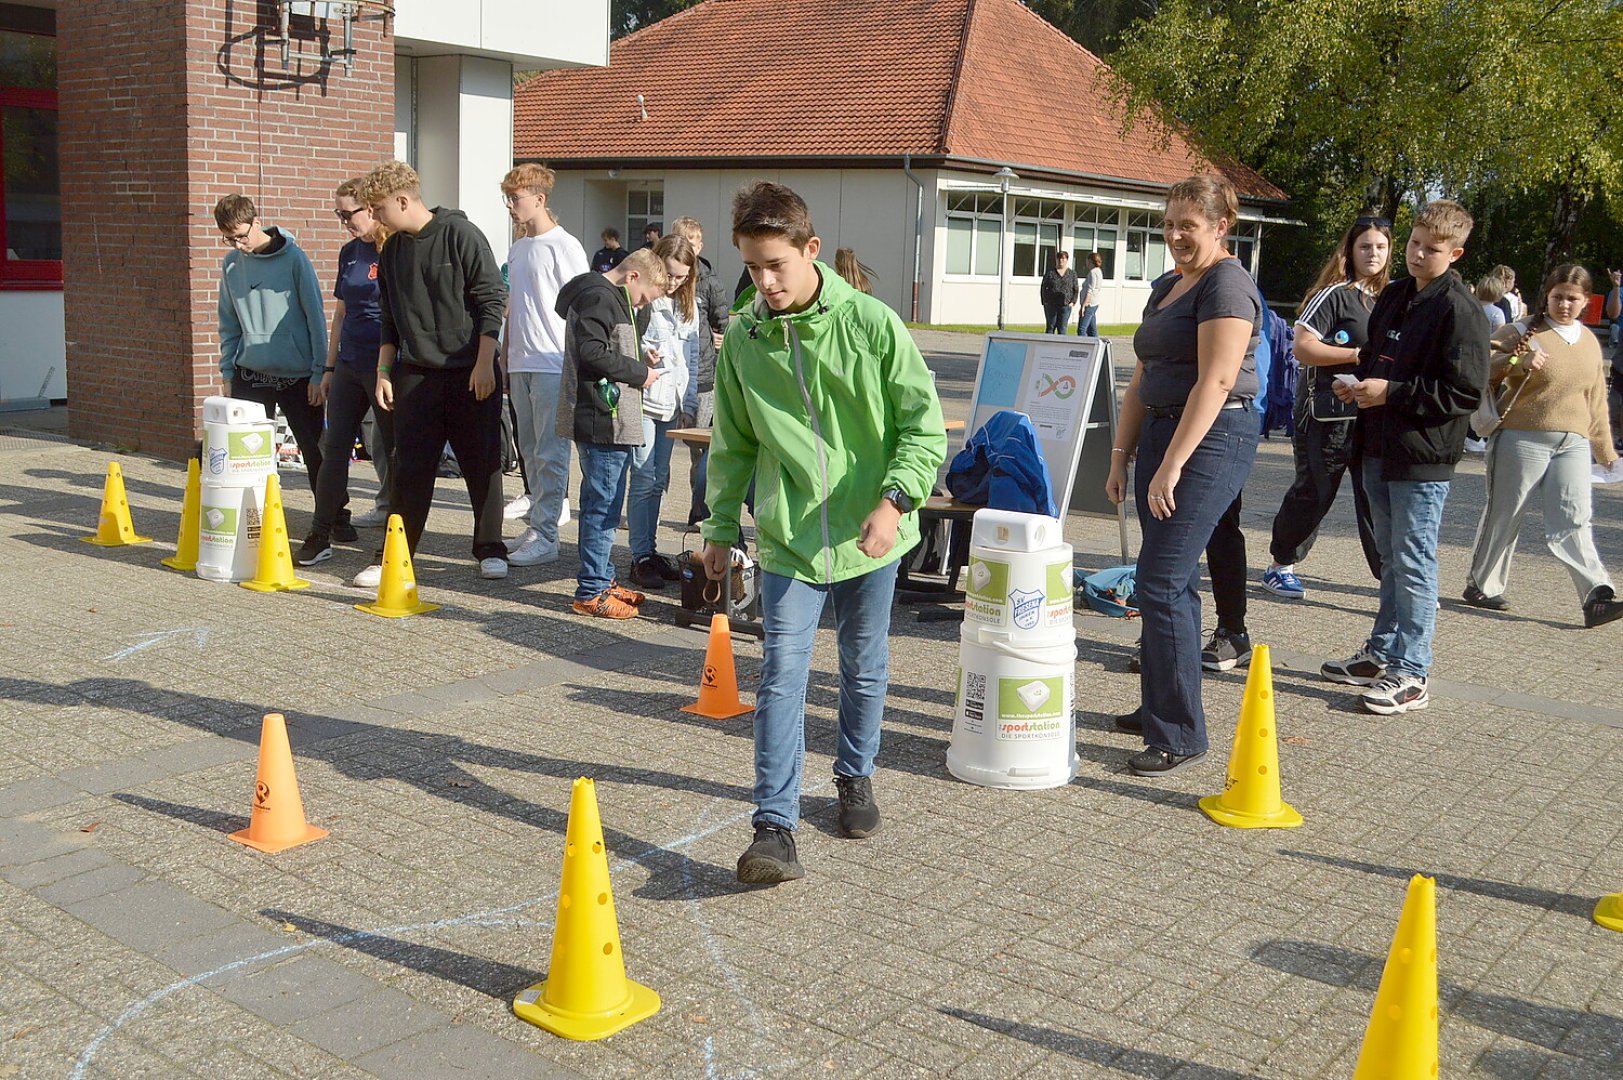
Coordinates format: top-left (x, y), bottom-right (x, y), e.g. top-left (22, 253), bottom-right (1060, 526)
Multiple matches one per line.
top-left (940, 1007), bottom-right (1254, 1078)
top-left (1276, 850), bottom-right (1598, 919)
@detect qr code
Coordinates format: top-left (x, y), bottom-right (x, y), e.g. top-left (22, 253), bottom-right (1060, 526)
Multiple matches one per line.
top-left (963, 671), bottom-right (986, 724)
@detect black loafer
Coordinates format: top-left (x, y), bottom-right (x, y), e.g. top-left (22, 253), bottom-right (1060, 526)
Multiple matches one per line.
top-left (1127, 747), bottom-right (1207, 776)
top-left (1463, 584), bottom-right (1510, 611)
top-left (1114, 710), bottom-right (1143, 735)
top-left (1584, 586), bottom-right (1623, 628)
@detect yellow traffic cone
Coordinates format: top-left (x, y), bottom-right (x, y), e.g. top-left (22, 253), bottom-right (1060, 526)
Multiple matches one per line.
top-left (161, 459), bottom-right (202, 571)
top-left (228, 713), bottom-right (329, 853)
top-left (681, 613), bottom-right (753, 719)
top-left (356, 514), bottom-right (438, 618)
top-left (240, 473), bottom-right (310, 592)
top-left (1199, 644), bottom-right (1302, 829)
top-left (513, 778), bottom-right (661, 1040)
top-left (1594, 891), bottom-right (1623, 931)
top-left (1352, 875), bottom-right (1439, 1080)
top-left (82, 461), bottom-right (153, 546)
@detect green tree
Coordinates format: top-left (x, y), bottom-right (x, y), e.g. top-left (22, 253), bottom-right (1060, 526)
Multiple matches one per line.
top-left (610, 0), bottom-right (703, 38)
top-left (1023, 0), bottom-right (1160, 55)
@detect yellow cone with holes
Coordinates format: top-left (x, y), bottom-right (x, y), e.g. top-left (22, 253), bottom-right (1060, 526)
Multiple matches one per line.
top-left (1198, 644), bottom-right (1303, 829)
top-left (1353, 875), bottom-right (1439, 1080)
top-left (240, 474), bottom-right (310, 592)
top-left (1595, 891), bottom-right (1623, 932)
top-left (82, 461), bottom-right (153, 546)
top-left (161, 459), bottom-right (202, 571)
top-left (513, 778), bottom-right (660, 1040)
top-left (356, 515), bottom-right (438, 618)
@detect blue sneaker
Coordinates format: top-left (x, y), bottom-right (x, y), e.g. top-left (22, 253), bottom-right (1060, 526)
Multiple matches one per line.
top-left (1261, 565), bottom-right (1306, 599)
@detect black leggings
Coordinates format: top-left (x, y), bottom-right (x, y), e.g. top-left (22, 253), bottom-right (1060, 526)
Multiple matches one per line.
top-left (231, 375), bottom-right (323, 497)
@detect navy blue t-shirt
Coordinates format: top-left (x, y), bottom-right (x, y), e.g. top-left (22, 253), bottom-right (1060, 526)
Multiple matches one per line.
top-left (333, 237), bottom-right (381, 370)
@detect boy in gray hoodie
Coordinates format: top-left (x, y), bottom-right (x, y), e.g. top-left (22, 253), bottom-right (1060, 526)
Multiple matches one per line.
top-left (214, 195), bottom-right (336, 525)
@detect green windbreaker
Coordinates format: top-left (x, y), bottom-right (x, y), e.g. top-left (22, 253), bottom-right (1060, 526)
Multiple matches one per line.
top-left (701, 263), bottom-right (947, 583)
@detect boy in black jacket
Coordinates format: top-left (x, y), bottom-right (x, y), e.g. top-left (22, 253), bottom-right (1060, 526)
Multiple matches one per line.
top-left (362, 161), bottom-right (510, 580)
top-left (1322, 199), bottom-right (1489, 714)
top-left (555, 248), bottom-right (668, 618)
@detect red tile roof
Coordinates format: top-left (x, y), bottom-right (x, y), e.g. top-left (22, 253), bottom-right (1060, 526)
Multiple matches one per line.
top-left (514, 0), bottom-right (1285, 201)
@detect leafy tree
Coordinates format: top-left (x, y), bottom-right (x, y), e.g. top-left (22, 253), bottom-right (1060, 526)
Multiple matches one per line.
top-left (1022, 0), bottom-right (1160, 55)
top-left (610, 0), bottom-right (703, 38)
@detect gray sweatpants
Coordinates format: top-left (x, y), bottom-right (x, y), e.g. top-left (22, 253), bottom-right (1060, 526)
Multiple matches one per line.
top-left (1468, 428), bottom-right (1612, 605)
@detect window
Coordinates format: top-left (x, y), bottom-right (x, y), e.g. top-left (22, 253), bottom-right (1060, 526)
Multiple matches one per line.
top-left (1124, 211), bottom-right (1167, 282)
top-left (1071, 205), bottom-right (1120, 280)
top-left (1230, 221), bottom-right (1262, 275)
top-left (0, 5), bottom-right (58, 287)
top-left (626, 184), bottom-right (664, 246)
top-left (944, 191), bottom-right (1002, 277)
top-left (1010, 198), bottom-right (1064, 278)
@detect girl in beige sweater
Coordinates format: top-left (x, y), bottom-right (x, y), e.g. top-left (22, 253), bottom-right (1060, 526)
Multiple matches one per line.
top-left (1464, 264), bottom-right (1623, 628)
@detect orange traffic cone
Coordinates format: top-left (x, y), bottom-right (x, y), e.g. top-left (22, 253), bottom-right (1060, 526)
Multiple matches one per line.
top-left (513, 778), bottom-right (660, 1040)
top-left (681, 613), bottom-right (752, 719)
top-left (1199, 644), bottom-right (1303, 829)
top-left (356, 514), bottom-right (438, 618)
top-left (240, 474), bottom-right (309, 592)
top-left (1352, 875), bottom-right (1439, 1079)
top-left (228, 713), bottom-right (329, 853)
top-left (161, 459), bottom-right (202, 571)
top-left (82, 461), bottom-right (153, 546)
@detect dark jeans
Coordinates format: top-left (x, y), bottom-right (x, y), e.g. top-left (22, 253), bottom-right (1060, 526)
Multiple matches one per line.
top-left (1268, 413), bottom-right (1382, 579)
top-left (1043, 303), bottom-right (1072, 335)
top-left (1135, 407), bottom-right (1258, 756)
top-left (1205, 492), bottom-right (1247, 633)
top-left (230, 374), bottom-right (323, 496)
top-left (391, 363), bottom-right (506, 561)
top-left (315, 363), bottom-right (394, 534)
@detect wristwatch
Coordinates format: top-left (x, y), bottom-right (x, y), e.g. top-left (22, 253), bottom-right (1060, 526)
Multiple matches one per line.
top-left (882, 487), bottom-right (914, 514)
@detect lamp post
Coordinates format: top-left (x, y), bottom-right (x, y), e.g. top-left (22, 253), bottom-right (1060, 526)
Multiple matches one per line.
top-left (994, 167), bottom-right (1018, 330)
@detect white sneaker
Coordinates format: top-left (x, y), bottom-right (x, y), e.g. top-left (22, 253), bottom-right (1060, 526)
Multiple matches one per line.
top-left (480, 557), bottom-right (509, 580)
top-left (558, 497), bottom-right (571, 528)
top-left (509, 535), bottom-right (560, 566)
top-left (504, 494), bottom-right (532, 520)
top-left (351, 506), bottom-right (389, 528)
top-left (505, 526), bottom-right (543, 553)
top-left (351, 564), bottom-right (382, 590)
top-left (1464, 436), bottom-right (1488, 454)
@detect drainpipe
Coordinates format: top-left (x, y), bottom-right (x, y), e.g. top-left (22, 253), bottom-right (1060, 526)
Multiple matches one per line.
top-left (903, 153), bottom-right (924, 323)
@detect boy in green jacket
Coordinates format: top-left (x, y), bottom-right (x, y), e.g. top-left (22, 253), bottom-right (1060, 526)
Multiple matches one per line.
top-left (701, 182), bottom-right (946, 885)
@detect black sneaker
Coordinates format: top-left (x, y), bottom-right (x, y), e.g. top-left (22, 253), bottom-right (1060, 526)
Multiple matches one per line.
top-left (1463, 584), bottom-right (1510, 611)
top-left (1127, 639), bottom-right (1141, 674)
top-left (1127, 747), bottom-right (1207, 776)
top-left (1584, 585), bottom-right (1623, 628)
top-left (1114, 710), bottom-right (1143, 735)
top-left (332, 518), bottom-right (359, 543)
top-left (1321, 646), bottom-right (1385, 686)
top-left (628, 555), bottom-right (669, 591)
top-left (654, 552), bottom-right (682, 582)
top-left (736, 823), bottom-right (805, 884)
top-left (1200, 628), bottom-right (1252, 672)
top-left (833, 774), bottom-right (881, 838)
top-left (296, 532), bottom-right (332, 566)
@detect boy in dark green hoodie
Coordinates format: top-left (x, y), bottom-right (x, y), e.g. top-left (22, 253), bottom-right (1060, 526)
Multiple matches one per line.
top-left (701, 183), bottom-right (946, 885)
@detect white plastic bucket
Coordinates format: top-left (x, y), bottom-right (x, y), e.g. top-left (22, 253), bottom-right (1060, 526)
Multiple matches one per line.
top-left (963, 546), bottom-right (1074, 643)
top-left (202, 395), bottom-right (268, 426)
top-left (202, 419), bottom-right (276, 487)
top-left (196, 481), bottom-right (264, 582)
top-left (947, 636), bottom-right (1078, 789)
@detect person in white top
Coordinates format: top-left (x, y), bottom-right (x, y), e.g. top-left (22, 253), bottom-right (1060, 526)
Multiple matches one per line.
top-left (626, 233), bottom-right (696, 590)
top-left (1076, 251), bottom-right (1105, 336)
top-left (500, 164), bottom-right (590, 566)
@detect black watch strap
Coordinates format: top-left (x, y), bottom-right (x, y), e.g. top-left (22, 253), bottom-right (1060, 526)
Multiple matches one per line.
top-left (883, 487), bottom-right (914, 514)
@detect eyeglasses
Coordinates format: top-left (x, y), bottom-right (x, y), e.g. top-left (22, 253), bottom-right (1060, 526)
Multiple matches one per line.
top-left (334, 207), bottom-right (369, 224)
top-left (503, 193), bottom-right (538, 208)
top-left (1354, 215), bottom-right (1393, 230)
top-left (219, 228), bottom-right (254, 247)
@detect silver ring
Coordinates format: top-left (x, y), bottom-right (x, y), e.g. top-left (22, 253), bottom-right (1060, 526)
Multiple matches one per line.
top-left (1150, 494), bottom-right (1165, 501)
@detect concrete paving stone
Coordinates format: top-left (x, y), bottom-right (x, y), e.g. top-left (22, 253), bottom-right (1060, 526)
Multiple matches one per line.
top-left (152, 921), bottom-right (298, 979)
top-left (353, 1021), bottom-right (588, 1079)
top-left (206, 952), bottom-right (380, 1027)
top-left (33, 859), bottom-right (152, 907)
top-left (285, 986), bottom-right (452, 1059)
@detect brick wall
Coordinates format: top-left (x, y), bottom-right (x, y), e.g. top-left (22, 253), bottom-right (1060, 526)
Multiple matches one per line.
top-left (60, 1), bottom-right (394, 461)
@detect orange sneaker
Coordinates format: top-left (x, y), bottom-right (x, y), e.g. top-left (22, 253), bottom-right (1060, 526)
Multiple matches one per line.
top-left (608, 580), bottom-right (646, 606)
top-left (572, 590), bottom-right (639, 620)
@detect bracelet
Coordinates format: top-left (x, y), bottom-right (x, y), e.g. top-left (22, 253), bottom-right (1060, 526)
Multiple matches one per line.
top-left (1110, 447), bottom-right (1130, 456)
top-left (377, 367), bottom-right (392, 376)
top-left (323, 366), bottom-right (336, 373)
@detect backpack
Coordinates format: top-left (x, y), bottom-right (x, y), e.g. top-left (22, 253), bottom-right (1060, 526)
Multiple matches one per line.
top-left (1080, 565), bottom-right (1139, 618)
top-left (945, 410), bottom-right (1058, 516)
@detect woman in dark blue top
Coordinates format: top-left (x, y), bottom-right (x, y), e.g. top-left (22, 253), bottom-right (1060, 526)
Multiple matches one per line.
top-left (303, 178), bottom-right (395, 584)
top-left (1104, 175), bottom-right (1262, 777)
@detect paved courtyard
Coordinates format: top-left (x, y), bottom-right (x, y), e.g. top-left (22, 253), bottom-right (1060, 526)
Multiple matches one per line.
top-left (1, 330), bottom-right (1621, 1079)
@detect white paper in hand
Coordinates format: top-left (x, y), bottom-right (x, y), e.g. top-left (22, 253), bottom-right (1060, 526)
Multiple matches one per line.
top-left (1591, 460), bottom-right (1623, 485)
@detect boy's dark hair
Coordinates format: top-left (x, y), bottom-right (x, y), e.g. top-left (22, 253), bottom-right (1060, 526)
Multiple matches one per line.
top-left (644, 222), bottom-right (662, 236)
top-left (601, 227), bottom-right (620, 242)
top-left (731, 182), bottom-right (815, 250)
top-left (213, 194), bottom-right (257, 230)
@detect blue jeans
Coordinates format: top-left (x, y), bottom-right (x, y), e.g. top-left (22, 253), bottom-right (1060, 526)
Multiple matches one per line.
top-left (1134, 407), bottom-right (1258, 756)
top-left (753, 560), bottom-right (900, 830)
top-left (1043, 304), bottom-right (1072, 335)
top-left (574, 443), bottom-right (632, 601)
top-left (629, 414), bottom-right (676, 559)
top-left (1077, 305), bottom-right (1100, 337)
top-left (511, 370), bottom-right (572, 545)
top-left (1362, 458), bottom-right (1449, 678)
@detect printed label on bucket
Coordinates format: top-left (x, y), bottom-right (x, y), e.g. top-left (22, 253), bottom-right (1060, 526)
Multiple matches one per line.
top-left (996, 675), bottom-right (1065, 740)
top-left (200, 506), bottom-right (236, 547)
top-left (956, 668), bottom-right (985, 735)
top-left (964, 557), bottom-right (1009, 623)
